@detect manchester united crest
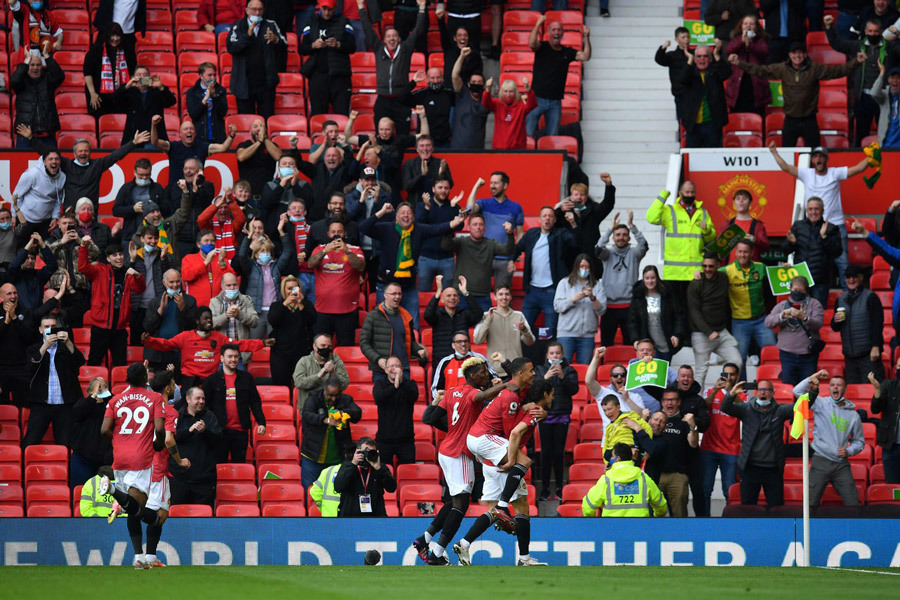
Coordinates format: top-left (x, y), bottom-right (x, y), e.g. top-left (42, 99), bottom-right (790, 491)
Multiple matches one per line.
top-left (715, 174), bottom-right (769, 220)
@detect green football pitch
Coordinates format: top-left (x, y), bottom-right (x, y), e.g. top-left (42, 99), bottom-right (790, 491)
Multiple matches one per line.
top-left (3, 566), bottom-right (899, 599)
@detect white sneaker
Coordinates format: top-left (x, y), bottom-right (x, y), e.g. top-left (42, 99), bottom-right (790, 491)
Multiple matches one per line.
top-left (97, 475), bottom-right (110, 496)
top-left (517, 557), bottom-right (548, 566)
top-left (748, 355), bottom-right (760, 366)
top-left (708, 353), bottom-right (723, 365)
top-left (453, 542), bottom-right (471, 566)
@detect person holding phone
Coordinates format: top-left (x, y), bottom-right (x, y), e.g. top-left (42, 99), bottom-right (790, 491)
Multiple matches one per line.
top-left (114, 65), bottom-right (177, 147)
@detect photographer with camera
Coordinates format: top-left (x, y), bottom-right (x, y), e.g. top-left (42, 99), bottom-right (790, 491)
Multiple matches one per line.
top-left (334, 437), bottom-right (397, 517)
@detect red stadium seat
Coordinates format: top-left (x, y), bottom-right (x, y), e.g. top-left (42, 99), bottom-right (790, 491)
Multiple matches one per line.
top-left (169, 504), bottom-right (213, 517)
top-left (351, 114), bottom-right (376, 135)
top-left (274, 94), bottom-right (307, 114)
top-left (25, 483), bottom-right (69, 507)
top-left (818, 111), bottom-right (849, 136)
top-left (257, 385), bottom-right (291, 404)
top-left (175, 11), bottom-right (201, 33)
top-left (263, 503), bottom-right (306, 516)
top-left (24, 445), bottom-right (67, 466)
top-left (414, 442), bottom-right (437, 464)
top-left (568, 462), bottom-right (605, 483)
top-left (0, 463), bottom-right (22, 484)
top-left (137, 51), bottom-right (177, 75)
top-left (216, 463), bottom-right (256, 482)
top-left (350, 52), bottom-right (377, 73)
top-left (500, 52), bottom-right (535, 74)
top-left (215, 482), bottom-right (257, 505)
top-left (255, 443), bottom-right (299, 465)
top-left (51, 10), bottom-right (91, 32)
top-left (27, 504), bottom-right (72, 517)
top-left (818, 89), bottom-right (847, 110)
top-left (561, 482), bottom-right (591, 504)
top-left (145, 9), bottom-right (174, 32)
top-left (309, 113), bottom-right (349, 134)
top-left (267, 115), bottom-right (308, 137)
top-left (350, 94), bottom-right (378, 114)
top-left (277, 73), bottom-right (306, 95)
top-left (573, 443), bottom-right (603, 463)
top-left (59, 114), bottom-right (97, 133)
top-left (260, 483), bottom-right (305, 504)
top-left (176, 31), bottom-right (216, 53)
top-left (55, 93), bottom-right (88, 115)
top-left (257, 463), bottom-right (303, 485)
top-left (579, 422), bottom-right (603, 443)
top-left (260, 404), bottom-right (294, 425)
top-left (396, 463), bottom-right (440, 484)
top-left (24, 464), bottom-right (68, 488)
top-left (545, 10), bottom-right (585, 31)
top-left (0, 444), bottom-right (22, 465)
top-left (136, 31), bottom-right (175, 53)
top-left (556, 504), bottom-right (584, 517)
top-left (216, 504), bottom-right (260, 516)
top-left (398, 483), bottom-right (442, 509)
top-left (0, 483), bottom-right (24, 506)
top-left (253, 423), bottom-right (297, 445)
top-left (808, 48), bottom-right (846, 65)
top-left (867, 484), bottom-right (900, 505)
top-left (504, 10), bottom-right (542, 32)
top-left (179, 51), bottom-right (218, 76)
top-left (536, 135), bottom-right (578, 158)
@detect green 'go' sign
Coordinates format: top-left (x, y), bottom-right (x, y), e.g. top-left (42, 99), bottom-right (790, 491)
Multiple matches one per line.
top-left (684, 20), bottom-right (715, 45)
top-left (769, 80), bottom-right (784, 107)
top-left (766, 262), bottom-right (815, 296)
top-left (706, 223), bottom-right (746, 258)
top-left (625, 359), bottom-right (670, 391)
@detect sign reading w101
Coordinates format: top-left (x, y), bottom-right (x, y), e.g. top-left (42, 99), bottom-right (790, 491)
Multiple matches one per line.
top-left (689, 151), bottom-right (782, 172)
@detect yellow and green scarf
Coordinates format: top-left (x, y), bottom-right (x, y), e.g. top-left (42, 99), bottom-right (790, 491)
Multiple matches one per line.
top-left (863, 141), bottom-right (882, 189)
top-left (395, 224), bottom-right (414, 278)
top-left (141, 218), bottom-right (174, 255)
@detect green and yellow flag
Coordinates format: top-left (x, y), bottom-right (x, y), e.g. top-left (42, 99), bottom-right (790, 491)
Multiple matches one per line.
top-left (790, 394), bottom-right (810, 440)
top-left (863, 142), bottom-right (882, 189)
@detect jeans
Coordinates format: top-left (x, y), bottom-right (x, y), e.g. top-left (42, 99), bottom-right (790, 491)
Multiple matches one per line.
top-left (15, 135), bottom-right (34, 149)
top-left (834, 223), bottom-right (849, 291)
top-left (530, 0), bottom-right (567, 11)
top-left (835, 11), bottom-right (857, 40)
top-left (779, 350), bottom-right (818, 385)
top-left (70, 452), bottom-right (102, 489)
top-left (526, 97), bottom-right (562, 138)
top-left (558, 336), bottom-right (594, 365)
top-left (883, 444), bottom-right (900, 484)
top-left (299, 271), bottom-right (316, 306)
top-left (416, 256), bottom-right (455, 292)
top-left (214, 24), bottom-right (231, 35)
top-left (295, 6), bottom-right (317, 43)
top-left (806, 0), bottom-right (824, 31)
top-left (472, 295), bottom-right (493, 312)
top-left (685, 122), bottom-right (723, 148)
top-left (690, 329), bottom-right (743, 387)
top-left (348, 19), bottom-right (366, 52)
top-left (700, 449), bottom-right (737, 514)
top-left (731, 316), bottom-right (776, 376)
top-left (301, 456), bottom-right (328, 489)
top-left (376, 281), bottom-right (420, 330)
top-left (808, 284), bottom-right (830, 311)
top-left (522, 285), bottom-right (557, 340)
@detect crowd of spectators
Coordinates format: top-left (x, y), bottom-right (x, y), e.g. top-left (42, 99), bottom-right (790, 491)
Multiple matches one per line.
top-left (1, 1), bottom-right (898, 522)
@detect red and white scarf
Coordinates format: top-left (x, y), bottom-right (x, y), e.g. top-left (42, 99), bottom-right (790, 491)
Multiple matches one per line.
top-left (212, 217), bottom-right (237, 262)
top-left (99, 46), bottom-right (129, 94)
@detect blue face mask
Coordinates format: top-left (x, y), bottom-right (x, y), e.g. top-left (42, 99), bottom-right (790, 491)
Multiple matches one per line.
top-left (200, 243), bottom-right (216, 255)
top-left (32, 1), bottom-right (44, 9)
top-left (257, 252), bottom-right (271, 264)
top-left (97, 390), bottom-right (112, 399)
top-left (166, 288), bottom-right (180, 297)
top-left (578, 268), bottom-right (590, 279)
top-left (224, 289), bottom-right (239, 300)
top-left (279, 167), bottom-right (295, 178)
top-left (143, 243), bottom-right (156, 254)
top-left (249, 15), bottom-right (263, 24)
top-left (289, 215), bottom-right (303, 223)
top-left (0, 222), bottom-right (10, 231)
top-left (756, 399), bottom-right (771, 407)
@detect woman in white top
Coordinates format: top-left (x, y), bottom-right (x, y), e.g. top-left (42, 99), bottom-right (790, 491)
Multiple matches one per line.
top-left (553, 253), bottom-right (606, 364)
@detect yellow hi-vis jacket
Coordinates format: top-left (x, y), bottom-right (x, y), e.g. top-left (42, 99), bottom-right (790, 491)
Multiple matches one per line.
top-left (604, 411), bottom-right (653, 453)
top-left (80, 475), bottom-right (119, 518)
top-left (582, 460), bottom-right (668, 517)
top-left (646, 190), bottom-right (717, 281)
top-left (309, 464), bottom-right (341, 517)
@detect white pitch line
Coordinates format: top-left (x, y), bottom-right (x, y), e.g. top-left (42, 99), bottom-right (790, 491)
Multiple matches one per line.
top-left (817, 567), bottom-right (900, 576)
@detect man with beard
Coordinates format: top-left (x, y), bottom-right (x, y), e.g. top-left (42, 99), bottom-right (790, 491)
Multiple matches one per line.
top-left (595, 210), bottom-right (648, 346)
top-left (415, 177), bottom-right (462, 292)
top-left (673, 365), bottom-right (711, 516)
top-left (555, 176), bottom-right (616, 275)
top-left (465, 172), bottom-right (524, 293)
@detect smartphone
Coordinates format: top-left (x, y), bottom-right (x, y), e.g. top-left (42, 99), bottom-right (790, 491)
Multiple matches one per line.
top-left (139, 76), bottom-right (151, 86)
top-left (745, 383), bottom-right (758, 391)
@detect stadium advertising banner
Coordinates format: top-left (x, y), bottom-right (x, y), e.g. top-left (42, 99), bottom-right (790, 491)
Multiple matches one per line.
top-left (0, 150), bottom-right (565, 217)
top-left (685, 149), bottom-right (798, 237)
top-left (1, 518), bottom-right (898, 566)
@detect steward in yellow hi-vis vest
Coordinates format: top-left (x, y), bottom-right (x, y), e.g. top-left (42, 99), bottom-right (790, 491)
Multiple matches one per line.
top-left (582, 443), bottom-right (668, 517)
top-left (646, 185), bottom-right (716, 281)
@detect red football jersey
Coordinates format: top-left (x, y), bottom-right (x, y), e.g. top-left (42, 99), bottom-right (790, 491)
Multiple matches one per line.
top-left (438, 384), bottom-right (483, 458)
top-left (104, 387), bottom-right (163, 471)
top-left (151, 401), bottom-right (178, 482)
top-left (469, 388), bottom-right (527, 438)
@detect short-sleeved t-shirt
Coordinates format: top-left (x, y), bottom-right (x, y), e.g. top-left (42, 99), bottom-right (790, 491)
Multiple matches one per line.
top-left (105, 386), bottom-right (164, 471)
top-left (167, 141), bottom-right (210, 190)
top-left (722, 260), bottom-right (768, 320)
top-left (532, 42), bottom-right (578, 100)
top-left (451, 86), bottom-right (489, 150)
top-left (312, 243), bottom-right (365, 314)
top-left (151, 400), bottom-right (178, 482)
top-left (796, 166), bottom-right (849, 226)
top-left (439, 384), bottom-right (483, 458)
top-left (469, 388), bottom-right (527, 438)
top-left (475, 197), bottom-right (524, 259)
top-left (701, 388), bottom-right (742, 456)
top-left (224, 372), bottom-right (242, 431)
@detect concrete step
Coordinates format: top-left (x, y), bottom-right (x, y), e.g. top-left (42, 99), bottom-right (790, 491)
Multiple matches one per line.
top-left (582, 79), bottom-right (671, 92)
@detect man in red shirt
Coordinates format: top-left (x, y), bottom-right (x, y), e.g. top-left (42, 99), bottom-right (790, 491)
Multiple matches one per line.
top-left (309, 220), bottom-right (365, 346)
top-left (413, 356), bottom-right (508, 566)
top-left (142, 306), bottom-right (273, 390)
top-left (202, 343), bottom-right (266, 463)
top-left (143, 367), bottom-right (191, 568)
top-left (98, 363), bottom-right (167, 569)
top-left (455, 358), bottom-right (548, 566)
top-left (701, 361), bottom-right (742, 515)
top-left (181, 229), bottom-right (236, 308)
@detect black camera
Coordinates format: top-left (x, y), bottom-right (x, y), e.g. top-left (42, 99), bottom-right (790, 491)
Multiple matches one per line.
top-left (364, 448), bottom-right (379, 462)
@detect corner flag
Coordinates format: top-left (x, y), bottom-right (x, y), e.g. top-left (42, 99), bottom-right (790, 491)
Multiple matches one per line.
top-left (790, 394), bottom-right (809, 440)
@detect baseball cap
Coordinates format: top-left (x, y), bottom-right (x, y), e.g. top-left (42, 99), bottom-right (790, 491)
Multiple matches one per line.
top-left (810, 146), bottom-right (829, 158)
top-left (844, 265), bottom-right (864, 278)
top-left (362, 167), bottom-right (377, 179)
top-left (318, 0), bottom-right (336, 8)
top-left (890, 66), bottom-right (900, 77)
top-left (788, 41), bottom-right (806, 53)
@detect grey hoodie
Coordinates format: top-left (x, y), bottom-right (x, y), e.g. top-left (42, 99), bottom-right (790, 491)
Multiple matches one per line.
top-left (596, 225), bottom-right (649, 305)
top-left (793, 379), bottom-right (865, 463)
top-left (13, 165), bottom-right (66, 223)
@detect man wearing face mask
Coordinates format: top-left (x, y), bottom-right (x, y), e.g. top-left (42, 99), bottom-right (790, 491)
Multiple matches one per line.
top-left (793, 370), bottom-right (865, 508)
top-left (209, 273), bottom-right (260, 364)
top-left (18, 127), bottom-right (149, 214)
top-left (425, 277), bottom-right (483, 363)
top-left (450, 48), bottom-right (490, 150)
top-left (722, 378), bottom-right (794, 507)
top-left (293, 333), bottom-right (350, 410)
top-left (129, 227), bottom-right (176, 346)
top-left (309, 221), bottom-right (365, 347)
top-left (430, 331), bottom-right (494, 400)
top-left (831, 265), bottom-right (885, 383)
top-left (0, 209), bottom-right (17, 276)
top-left (409, 69), bottom-right (455, 148)
top-left (142, 269), bottom-right (199, 372)
top-left (79, 237), bottom-right (145, 366)
top-left (226, 0), bottom-right (287, 119)
top-left (182, 230), bottom-right (237, 309)
top-left (70, 379), bottom-right (115, 489)
top-left (764, 275), bottom-right (825, 385)
top-left (782, 196), bottom-right (843, 308)
top-left (11, 51), bottom-right (64, 150)
top-left (11, 150), bottom-right (66, 246)
top-left (262, 156), bottom-right (314, 242)
top-left (113, 159), bottom-right (166, 245)
top-left (23, 315), bottom-right (85, 448)
top-left (596, 210), bottom-right (648, 346)
top-left (48, 212), bottom-right (95, 327)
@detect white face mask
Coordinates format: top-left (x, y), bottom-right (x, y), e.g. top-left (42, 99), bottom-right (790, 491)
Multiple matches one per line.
top-left (578, 268), bottom-right (590, 279)
top-left (756, 398), bottom-right (771, 407)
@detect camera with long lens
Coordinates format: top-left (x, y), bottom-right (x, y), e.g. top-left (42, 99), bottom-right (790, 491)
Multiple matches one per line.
top-left (364, 448), bottom-right (380, 463)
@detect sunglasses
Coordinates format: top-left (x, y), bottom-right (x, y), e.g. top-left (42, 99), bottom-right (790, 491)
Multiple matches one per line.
top-left (611, 372), bottom-right (626, 378)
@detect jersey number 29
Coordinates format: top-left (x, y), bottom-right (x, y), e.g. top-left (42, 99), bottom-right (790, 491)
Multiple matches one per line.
top-left (117, 406), bottom-right (150, 435)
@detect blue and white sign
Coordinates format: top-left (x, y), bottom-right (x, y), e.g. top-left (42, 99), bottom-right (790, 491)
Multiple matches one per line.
top-left (1, 518), bottom-right (899, 566)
